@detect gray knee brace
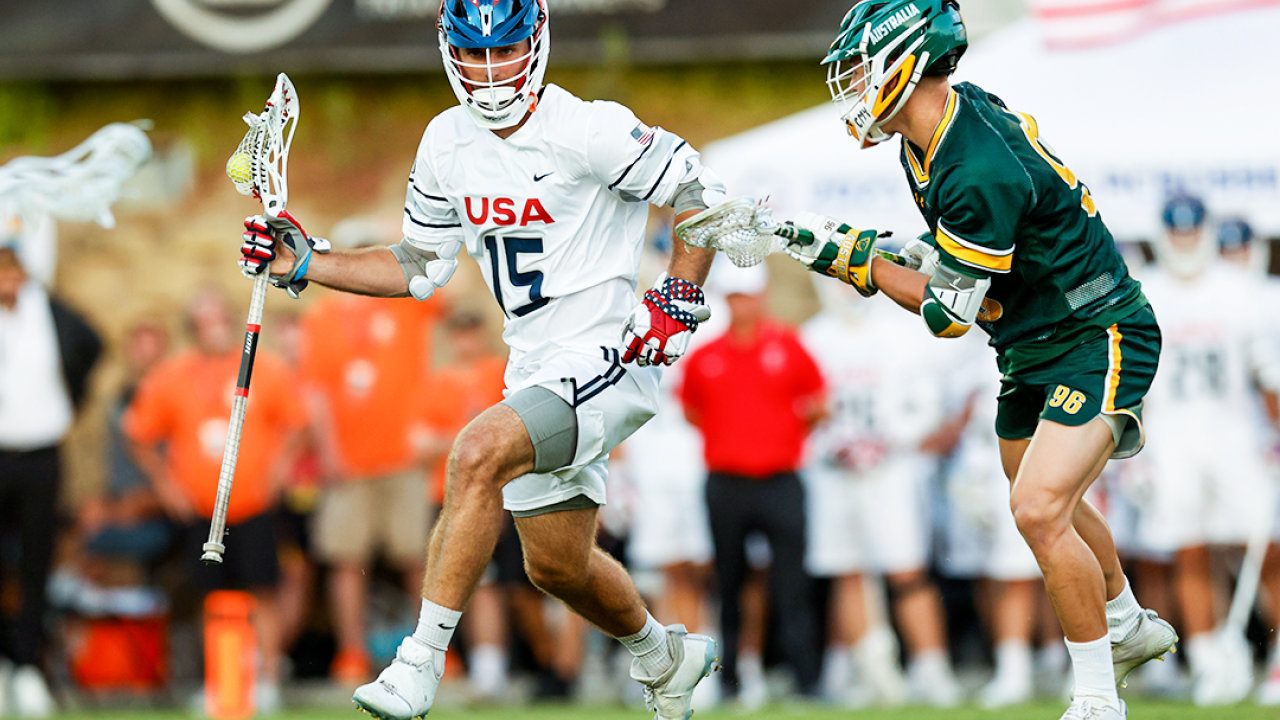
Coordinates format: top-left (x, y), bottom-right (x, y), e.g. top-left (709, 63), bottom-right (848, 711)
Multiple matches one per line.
top-left (502, 386), bottom-right (578, 473)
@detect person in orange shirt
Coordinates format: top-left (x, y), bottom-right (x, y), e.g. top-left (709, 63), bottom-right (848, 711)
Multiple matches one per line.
top-left (300, 280), bottom-right (442, 684)
top-left (124, 288), bottom-right (303, 712)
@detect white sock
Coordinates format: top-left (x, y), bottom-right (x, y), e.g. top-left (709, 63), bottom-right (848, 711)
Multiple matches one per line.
top-left (1105, 578), bottom-right (1143, 643)
top-left (1187, 631), bottom-right (1216, 678)
top-left (618, 613), bottom-right (673, 678)
top-left (1065, 636), bottom-right (1120, 710)
top-left (412, 599), bottom-right (461, 672)
top-left (994, 640), bottom-right (1033, 681)
top-left (821, 645), bottom-right (853, 699)
top-left (468, 644), bottom-right (507, 697)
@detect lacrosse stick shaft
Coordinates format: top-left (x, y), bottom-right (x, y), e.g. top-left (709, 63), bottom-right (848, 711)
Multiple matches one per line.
top-left (202, 272), bottom-right (270, 564)
top-left (1224, 474), bottom-right (1279, 634)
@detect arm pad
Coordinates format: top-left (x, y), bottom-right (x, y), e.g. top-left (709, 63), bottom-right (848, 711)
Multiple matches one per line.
top-left (390, 237), bottom-right (461, 301)
top-left (921, 264), bottom-right (991, 338)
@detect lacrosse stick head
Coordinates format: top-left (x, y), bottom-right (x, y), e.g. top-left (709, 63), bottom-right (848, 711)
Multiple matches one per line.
top-left (0, 122), bottom-right (152, 230)
top-left (674, 197), bottom-right (781, 268)
top-left (227, 73), bottom-right (298, 218)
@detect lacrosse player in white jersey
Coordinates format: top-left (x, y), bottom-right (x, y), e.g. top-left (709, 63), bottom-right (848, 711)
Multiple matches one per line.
top-left (237, 2), bottom-right (736, 718)
top-left (1131, 195), bottom-right (1280, 706)
top-left (799, 277), bottom-right (964, 708)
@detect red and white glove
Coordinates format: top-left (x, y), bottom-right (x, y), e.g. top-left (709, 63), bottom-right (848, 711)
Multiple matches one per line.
top-left (239, 211), bottom-right (330, 299)
top-left (622, 274), bottom-right (711, 367)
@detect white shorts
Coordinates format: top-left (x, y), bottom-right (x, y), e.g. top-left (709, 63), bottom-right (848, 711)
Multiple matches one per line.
top-left (1135, 421), bottom-right (1276, 553)
top-left (625, 400), bottom-right (713, 569)
top-left (937, 443), bottom-right (1040, 581)
top-left (501, 347), bottom-right (662, 514)
top-left (804, 453), bottom-right (934, 577)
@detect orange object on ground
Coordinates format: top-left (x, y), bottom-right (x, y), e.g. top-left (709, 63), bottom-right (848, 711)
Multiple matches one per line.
top-left (330, 645), bottom-right (372, 684)
top-left (68, 615), bottom-right (168, 691)
top-left (204, 591), bottom-right (257, 720)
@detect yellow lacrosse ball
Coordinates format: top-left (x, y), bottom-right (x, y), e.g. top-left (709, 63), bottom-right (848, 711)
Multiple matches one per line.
top-left (225, 151), bottom-right (254, 188)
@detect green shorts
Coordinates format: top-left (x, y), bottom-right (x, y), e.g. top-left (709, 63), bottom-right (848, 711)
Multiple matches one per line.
top-left (995, 304), bottom-right (1161, 459)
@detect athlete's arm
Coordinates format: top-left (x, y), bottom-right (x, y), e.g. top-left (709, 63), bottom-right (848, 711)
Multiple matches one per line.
top-left (667, 208), bottom-right (716, 286)
top-left (294, 246), bottom-right (412, 298)
top-left (872, 257), bottom-right (930, 314)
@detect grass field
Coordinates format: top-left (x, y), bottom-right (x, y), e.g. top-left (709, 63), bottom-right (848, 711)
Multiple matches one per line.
top-left (48, 701), bottom-right (1279, 720)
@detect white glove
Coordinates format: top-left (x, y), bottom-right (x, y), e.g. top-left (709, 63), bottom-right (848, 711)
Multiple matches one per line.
top-left (901, 233), bottom-right (941, 277)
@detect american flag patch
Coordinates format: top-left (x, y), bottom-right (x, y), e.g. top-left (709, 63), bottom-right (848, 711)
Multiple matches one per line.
top-left (630, 123), bottom-right (654, 145)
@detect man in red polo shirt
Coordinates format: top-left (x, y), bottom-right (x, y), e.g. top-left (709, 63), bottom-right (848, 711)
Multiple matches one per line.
top-left (679, 262), bottom-right (827, 702)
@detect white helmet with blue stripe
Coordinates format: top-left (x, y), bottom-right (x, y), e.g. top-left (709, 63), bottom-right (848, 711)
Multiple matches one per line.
top-left (438, 0), bottom-right (550, 130)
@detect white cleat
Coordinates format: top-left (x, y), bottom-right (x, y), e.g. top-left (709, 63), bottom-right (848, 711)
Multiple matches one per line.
top-left (1254, 666), bottom-right (1280, 706)
top-left (1112, 609), bottom-right (1178, 688)
top-left (630, 624), bottom-right (719, 720)
top-left (11, 666), bottom-right (54, 718)
top-left (352, 638), bottom-right (441, 720)
top-left (1192, 631), bottom-right (1253, 707)
top-left (979, 670), bottom-right (1034, 709)
top-left (1060, 697), bottom-right (1127, 719)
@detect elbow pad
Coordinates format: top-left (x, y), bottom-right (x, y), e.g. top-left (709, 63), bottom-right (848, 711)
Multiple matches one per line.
top-left (920, 264), bottom-right (991, 338)
top-left (668, 160), bottom-right (728, 215)
top-left (391, 237), bottom-right (461, 301)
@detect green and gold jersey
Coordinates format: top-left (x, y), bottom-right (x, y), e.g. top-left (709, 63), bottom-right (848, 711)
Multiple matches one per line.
top-left (899, 82), bottom-right (1147, 371)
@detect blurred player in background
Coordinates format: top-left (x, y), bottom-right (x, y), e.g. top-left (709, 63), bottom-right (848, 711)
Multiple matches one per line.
top-left (937, 341), bottom-right (1053, 708)
top-left (1130, 195), bottom-right (1280, 705)
top-left (799, 277), bottom-right (963, 708)
top-left (124, 288), bottom-right (303, 712)
top-left (236, 0), bottom-right (733, 717)
top-left (680, 263), bottom-right (826, 703)
top-left (299, 220), bottom-right (440, 685)
top-left (780, 2), bottom-right (1177, 718)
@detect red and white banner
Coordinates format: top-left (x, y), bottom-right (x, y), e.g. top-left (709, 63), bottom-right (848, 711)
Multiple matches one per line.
top-left (1027, 0), bottom-right (1280, 48)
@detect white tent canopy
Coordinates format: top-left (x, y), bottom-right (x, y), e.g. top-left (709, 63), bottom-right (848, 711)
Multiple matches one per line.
top-left (704, 4), bottom-right (1280, 242)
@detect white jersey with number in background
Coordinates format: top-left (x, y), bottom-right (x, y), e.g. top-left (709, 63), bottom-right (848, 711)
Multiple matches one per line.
top-left (1127, 261), bottom-right (1280, 551)
top-left (401, 83), bottom-right (704, 369)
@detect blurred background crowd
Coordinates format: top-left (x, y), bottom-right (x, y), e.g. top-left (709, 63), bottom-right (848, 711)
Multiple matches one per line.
top-left (1, 0), bottom-right (1280, 717)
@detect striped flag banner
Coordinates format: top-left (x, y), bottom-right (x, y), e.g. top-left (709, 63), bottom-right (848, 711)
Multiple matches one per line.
top-left (1027, 0), bottom-right (1280, 48)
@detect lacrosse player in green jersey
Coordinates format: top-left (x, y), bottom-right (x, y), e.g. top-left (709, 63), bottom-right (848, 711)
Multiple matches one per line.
top-left (780, 2), bottom-right (1178, 717)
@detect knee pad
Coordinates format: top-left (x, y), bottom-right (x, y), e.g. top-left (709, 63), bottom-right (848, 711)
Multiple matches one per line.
top-left (501, 386), bottom-right (577, 473)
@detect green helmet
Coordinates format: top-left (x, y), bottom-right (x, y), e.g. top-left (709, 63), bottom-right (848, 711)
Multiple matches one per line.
top-left (823, 0), bottom-right (967, 148)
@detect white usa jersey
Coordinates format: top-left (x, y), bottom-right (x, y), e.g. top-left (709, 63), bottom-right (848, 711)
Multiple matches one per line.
top-left (800, 301), bottom-right (970, 468)
top-left (402, 84), bottom-right (702, 367)
top-left (1138, 262), bottom-right (1280, 420)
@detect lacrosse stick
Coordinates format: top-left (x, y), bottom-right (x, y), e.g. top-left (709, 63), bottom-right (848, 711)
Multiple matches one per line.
top-left (1222, 471), bottom-right (1279, 649)
top-left (675, 197), bottom-right (916, 269)
top-left (0, 121), bottom-right (151, 229)
top-left (202, 73), bottom-right (298, 566)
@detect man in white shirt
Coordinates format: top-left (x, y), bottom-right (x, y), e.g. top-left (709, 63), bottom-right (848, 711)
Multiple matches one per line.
top-left (0, 238), bottom-right (101, 718)
top-left (237, 2), bottom-right (732, 718)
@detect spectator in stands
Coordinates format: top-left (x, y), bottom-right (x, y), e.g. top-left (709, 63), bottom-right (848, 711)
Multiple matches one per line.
top-left (680, 262), bottom-right (826, 703)
top-left (124, 288), bottom-right (303, 712)
top-left (76, 320), bottom-right (171, 578)
top-left (299, 219), bottom-right (442, 684)
top-left (0, 236), bottom-right (102, 718)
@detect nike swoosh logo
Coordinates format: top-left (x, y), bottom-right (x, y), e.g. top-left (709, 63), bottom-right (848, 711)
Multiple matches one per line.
top-left (437, 623), bottom-right (456, 630)
top-left (533, 172), bottom-right (554, 182)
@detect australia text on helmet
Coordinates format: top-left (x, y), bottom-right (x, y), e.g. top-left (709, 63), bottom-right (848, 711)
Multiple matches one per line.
top-left (867, 3), bottom-right (921, 43)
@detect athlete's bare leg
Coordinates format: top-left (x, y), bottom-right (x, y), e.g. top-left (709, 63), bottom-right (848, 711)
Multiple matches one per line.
top-left (1001, 424), bottom-right (1124, 603)
top-left (421, 404), bottom-right (537, 610)
top-left (514, 507), bottom-right (649, 638)
top-left (887, 569), bottom-right (949, 655)
top-left (1172, 545), bottom-right (1216, 639)
top-left (1002, 418), bottom-right (1116, 642)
